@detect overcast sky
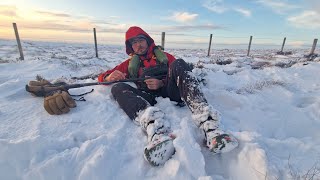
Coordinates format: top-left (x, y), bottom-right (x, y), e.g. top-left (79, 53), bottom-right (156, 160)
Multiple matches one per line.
top-left (0, 0), bottom-right (319, 48)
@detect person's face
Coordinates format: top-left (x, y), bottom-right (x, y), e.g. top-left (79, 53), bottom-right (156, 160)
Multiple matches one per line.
top-left (131, 37), bottom-right (148, 55)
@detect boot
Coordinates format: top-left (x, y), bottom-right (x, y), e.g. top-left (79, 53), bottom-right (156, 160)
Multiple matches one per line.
top-left (200, 117), bottom-right (238, 154)
top-left (135, 106), bottom-right (175, 166)
top-left (192, 105), bottom-right (238, 154)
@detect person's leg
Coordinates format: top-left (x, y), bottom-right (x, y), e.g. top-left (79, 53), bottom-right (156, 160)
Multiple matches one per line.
top-left (166, 59), bottom-right (215, 122)
top-left (166, 59), bottom-right (238, 153)
top-left (111, 83), bottom-right (157, 120)
top-left (111, 83), bottom-right (175, 165)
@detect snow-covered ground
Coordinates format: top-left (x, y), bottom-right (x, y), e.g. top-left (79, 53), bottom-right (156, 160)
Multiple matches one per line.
top-left (1, 39), bottom-right (319, 180)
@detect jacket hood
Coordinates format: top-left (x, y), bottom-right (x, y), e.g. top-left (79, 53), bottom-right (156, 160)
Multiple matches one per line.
top-left (125, 26), bottom-right (155, 55)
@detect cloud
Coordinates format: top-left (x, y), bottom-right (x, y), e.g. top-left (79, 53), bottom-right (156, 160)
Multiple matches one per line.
top-left (0, 6), bottom-right (226, 44)
top-left (288, 10), bottom-right (320, 29)
top-left (0, 6), bottom-right (124, 34)
top-left (168, 24), bottom-right (224, 31)
top-left (15, 21), bottom-right (93, 33)
top-left (169, 12), bottom-right (198, 23)
top-left (202, 0), bottom-right (252, 17)
top-left (304, 0), bottom-right (320, 12)
top-left (147, 24), bottom-right (226, 34)
top-left (256, 0), bottom-right (319, 29)
top-left (233, 8), bottom-right (251, 17)
top-left (35, 10), bottom-right (71, 18)
top-left (202, 0), bottom-right (228, 13)
top-left (255, 0), bottom-right (299, 14)
top-left (99, 24), bottom-right (129, 33)
top-left (0, 5), bottom-right (17, 17)
top-left (287, 41), bottom-right (307, 48)
top-left (91, 23), bottom-right (225, 35)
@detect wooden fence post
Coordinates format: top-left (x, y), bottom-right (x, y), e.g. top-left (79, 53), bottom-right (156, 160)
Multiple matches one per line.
top-left (207, 34), bottom-right (213, 57)
top-left (12, 23), bottom-right (24, 60)
top-left (93, 28), bottom-right (98, 58)
top-left (281, 37), bottom-right (286, 52)
top-left (310, 38), bottom-right (318, 55)
top-left (161, 32), bottom-right (165, 50)
top-left (247, 36), bottom-right (253, 56)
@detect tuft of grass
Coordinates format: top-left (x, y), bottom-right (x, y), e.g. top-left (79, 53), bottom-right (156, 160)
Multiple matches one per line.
top-left (236, 80), bottom-right (286, 94)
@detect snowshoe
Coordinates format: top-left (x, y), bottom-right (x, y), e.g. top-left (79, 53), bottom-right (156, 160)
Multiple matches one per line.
top-left (144, 134), bottom-right (175, 166)
top-left (198, 115), bottom-right (238, 154)
top-left (208, 133), bottom-right (238, 154)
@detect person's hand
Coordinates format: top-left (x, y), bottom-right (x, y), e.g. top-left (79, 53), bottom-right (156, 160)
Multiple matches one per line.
top-left (106, 70), bottom-right (126, 82)
top-left (144, 78), bottom-right (164, 90)
top-left (44, 90), bottom-right (76, 115)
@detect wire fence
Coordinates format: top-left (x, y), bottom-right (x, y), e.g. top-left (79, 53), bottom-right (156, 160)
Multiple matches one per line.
top-left (1, 23), bottom-right (318, 60)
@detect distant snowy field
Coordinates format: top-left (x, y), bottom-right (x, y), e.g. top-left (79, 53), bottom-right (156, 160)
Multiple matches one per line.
top-left (0, 39), bottom-right (319, 180)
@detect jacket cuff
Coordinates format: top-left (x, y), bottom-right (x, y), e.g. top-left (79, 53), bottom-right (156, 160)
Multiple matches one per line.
top-left (103, 74), bottom-right (109, 81)
top-left (98, 73), bottom-right (110, 82)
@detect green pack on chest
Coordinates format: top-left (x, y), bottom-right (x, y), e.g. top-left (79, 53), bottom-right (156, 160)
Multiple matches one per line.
top-left (128, 46), bottom-right (168, 78)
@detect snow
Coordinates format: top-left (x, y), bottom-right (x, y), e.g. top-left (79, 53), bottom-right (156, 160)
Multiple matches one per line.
top-left (1, 39), bottom-right (320, 180)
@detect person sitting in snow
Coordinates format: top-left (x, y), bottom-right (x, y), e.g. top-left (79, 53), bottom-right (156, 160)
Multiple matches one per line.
top-left (96, 26), bottom-right (239, 166)
top-left (26, 26), bottom-right (238, 166)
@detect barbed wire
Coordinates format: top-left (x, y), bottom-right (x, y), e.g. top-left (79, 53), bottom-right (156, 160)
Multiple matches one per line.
top-left (1, 26), bottom-right (317, 50)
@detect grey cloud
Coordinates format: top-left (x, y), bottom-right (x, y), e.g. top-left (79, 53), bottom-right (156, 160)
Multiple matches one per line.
top-left (305, 0), bottom-right (320, 12)
top-left (17, 21), bottom-right (92, 33)
top-left (159, 24), bottom-right (226, 32)
top-left (97, 28), bottom-right (126, 33)
top-left (288, 10), bottom-right (320, 29)
top-left (16, 21), bottom-right (127, 34)
top-left (96, 24), bottom-right (226, 35)
top-left (35, 10), bottom-right (71, 18)
top-left (91, 20), bottom-right (118, 26)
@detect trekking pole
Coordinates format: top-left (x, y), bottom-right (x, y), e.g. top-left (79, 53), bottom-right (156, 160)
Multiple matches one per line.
top-left (25, 75), bottom-right (166, 95)
top-left (64, 75), bottom-right (165, 89)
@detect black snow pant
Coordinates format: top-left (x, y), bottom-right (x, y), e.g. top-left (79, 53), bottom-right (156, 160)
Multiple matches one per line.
top-left (111, 59), bottom-right (208, 120)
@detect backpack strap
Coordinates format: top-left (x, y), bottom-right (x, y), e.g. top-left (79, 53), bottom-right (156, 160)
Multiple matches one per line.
top-left (128, 46), bottom-right (168, 78)
top-left (153, 46), bottom-right (168, 65)
top-left (128, 54), bottom-right (140, 78)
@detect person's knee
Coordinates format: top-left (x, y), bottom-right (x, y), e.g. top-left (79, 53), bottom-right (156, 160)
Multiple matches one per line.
top-left (170, 59), bottom-right (192, 71)
top-left (111, 83), bottom-right (131, 97)
top-left (171, 59), bottom-right (185, 67)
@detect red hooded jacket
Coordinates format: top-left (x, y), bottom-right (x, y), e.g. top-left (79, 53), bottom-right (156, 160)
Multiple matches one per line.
top-left (98, 26), bottom-right (176, 83)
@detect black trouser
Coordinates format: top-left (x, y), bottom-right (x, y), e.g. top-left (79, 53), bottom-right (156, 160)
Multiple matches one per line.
top-left (111, 59), bottom-right (207, 120)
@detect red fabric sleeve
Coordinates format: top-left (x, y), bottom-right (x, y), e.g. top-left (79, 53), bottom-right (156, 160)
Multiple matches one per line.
top-left (98, 59), bottom-right (130, 82)
top-left (165, 52), bottom-right (176, 65)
